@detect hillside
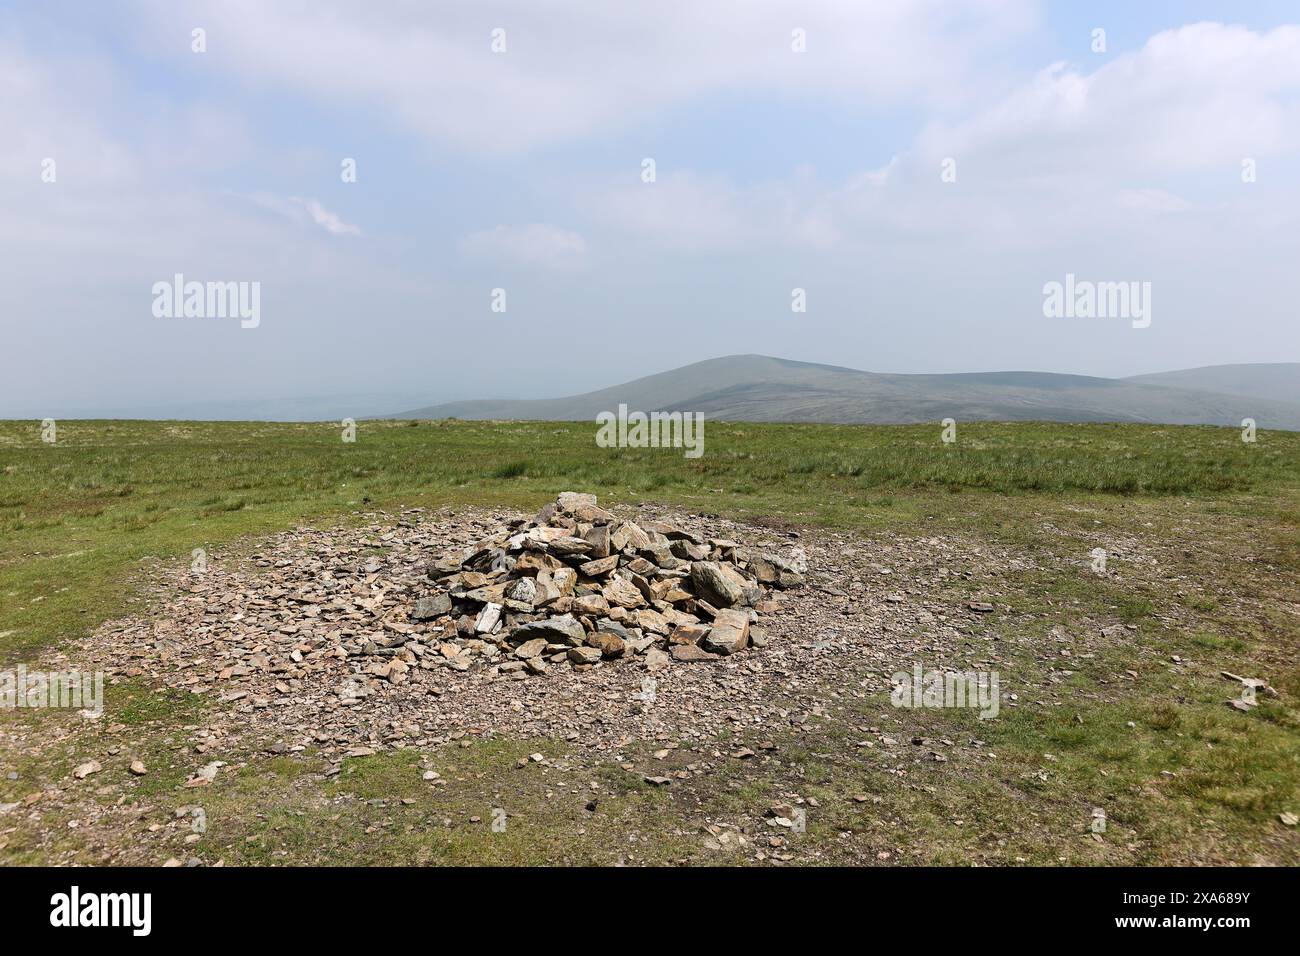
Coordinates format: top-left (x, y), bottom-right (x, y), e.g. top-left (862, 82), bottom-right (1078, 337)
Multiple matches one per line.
top-left (392, 355), bottom-right (1300, 430)
top-left (1125, 364), bottom-right (1300, 406)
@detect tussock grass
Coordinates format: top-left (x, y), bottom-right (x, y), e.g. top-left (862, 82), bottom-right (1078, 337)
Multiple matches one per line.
top-left (1, 418), bottom-right (1297, 662)
top-left (0, 418), bottom-right (1297, 866)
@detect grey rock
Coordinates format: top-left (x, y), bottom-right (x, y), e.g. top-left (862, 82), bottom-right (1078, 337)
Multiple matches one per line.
top-left (690, 561), bottom-right (745, 608)
top-left (474, 602), bottom-right (503, 634)
top-left (504, 577), bottom-right (540, 605)
top-left (550, 536), bottom-right (594, 556)
top-left (595, 619), bottom-right (635, 642)
top-left (411, 593), bottom-right (452, 620)
top-left (512, 614), bottom-right (585, 646)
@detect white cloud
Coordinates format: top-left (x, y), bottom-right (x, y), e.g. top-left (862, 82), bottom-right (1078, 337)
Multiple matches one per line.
top-left (916, 23), bottom-right (1300, 179)
top-left (4, 9), bottom-right (1299, 414)
top-left (0, 41), bottom-right (135, 183)
top-left (851, 156), bottom-right (902, 189)
top-left (1117, 189), bottom-right (1191, 214)
top-left (459, 223), bottom-right (587, 271)
top-left (246, 194), bottom-right (361, 235)
top-left (588, 170), bottom-right (841, 254)
top-left (583, 22), bottom-right (1300, 255)
top-left (128, 0), bottom-right (1039, 153)
top-left (293, 197), bottom-right (361, 236)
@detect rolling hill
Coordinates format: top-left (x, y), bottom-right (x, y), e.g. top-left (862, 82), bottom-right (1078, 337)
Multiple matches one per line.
top-left (391, 355), bottom-right (1300, 430)
top-left (1124, 364), bottom-right (1300, 406)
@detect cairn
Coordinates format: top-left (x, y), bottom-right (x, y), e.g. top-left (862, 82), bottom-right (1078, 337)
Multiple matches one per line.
top-left (390, 492), bottom-right (805, 677)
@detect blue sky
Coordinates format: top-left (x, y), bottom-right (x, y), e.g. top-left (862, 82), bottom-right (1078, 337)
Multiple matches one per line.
top-left (2, 1), bottom-right (1299, 418)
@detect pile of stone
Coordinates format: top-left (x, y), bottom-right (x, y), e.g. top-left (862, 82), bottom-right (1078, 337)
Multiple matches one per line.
top-left (379, 492), bottom-right (804, 678)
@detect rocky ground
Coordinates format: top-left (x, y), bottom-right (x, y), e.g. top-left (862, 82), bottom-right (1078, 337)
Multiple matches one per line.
top-left (4, 493), bottom-right (1294, 866)
top-left (69, 496), bottom-right (1035, 762)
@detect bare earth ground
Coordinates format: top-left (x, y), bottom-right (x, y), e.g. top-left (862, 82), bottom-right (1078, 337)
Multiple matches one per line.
top-left (2, 499), bottom-right (1297, 866)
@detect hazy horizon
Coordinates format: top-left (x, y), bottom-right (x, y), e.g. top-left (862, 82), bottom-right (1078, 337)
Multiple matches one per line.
top-left (4, 1), bottom-right (1300, 420)
top-left (11, 353), bottom-right (1297, 423)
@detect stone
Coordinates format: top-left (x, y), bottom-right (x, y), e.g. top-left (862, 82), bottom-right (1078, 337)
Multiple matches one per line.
top-left (567, 646), bottom-right (603, 665)
top-left (583, 524), bottom-right (612, 558)
top-left (460, 583), bottom-right (508, 605)
top-left (387, 492), bottom-right (779, 684)
top-left (572, 593), bottom-right (610, 617)
top-left (474, 602), bottom-right (503, 634)
top-left (514, 552), bottom-right (558, 576)
top-left (626, 557), bottom-right (657, 576)
top-left (573, 503), bottom-right (615, 523)
top-left (514, 637), bottom-right (548, 660)
top-left (610, 521), bottom-right (650, 552)
top-left (749, 554), bottom-right (778, 584)
top-left (578, 555), bottom-right (619, 577)
top-left (504, 577), bottom-right (540, 605)
top-left (556, 492), bottom-right (598, 512)
top-left (671, 540), bottom-right (710, 561)
top-left (73, 760), bottom-right (102, 780)
top-left (596, 619), bottom-right (636, 642)
top-left (634, 608), bottom-right (670, 635)
top-left (602, 577), bottom-right (645, 609)
top-left (550, 536), bottom-right (594, 556)
top-left (774, 569), bottom-right (804, 589)
top-left (411, 593), bottom-right (452, 620)
top-left (668, 623), bottom-right (711, 646)
top-left (671, 644), bottom-right (719, 663)
top-left (701, 608), bottom-right (749, 655)
top-left (647, 521), bottom-right (701, 543)
top-left (586, 631), bottom-right (626, 658)
top-left (690, 561), bottom-right (745, 607)
top-left (551, 567), bottom-right (578, 596)
top-left (511, 614), bottom-right (585, 646)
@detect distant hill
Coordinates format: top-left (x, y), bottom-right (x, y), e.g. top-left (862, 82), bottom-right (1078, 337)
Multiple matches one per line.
top-left (390, 355), bottom-right (1300, 430)
top-left (1124, 364), bottom-right (1300, 406)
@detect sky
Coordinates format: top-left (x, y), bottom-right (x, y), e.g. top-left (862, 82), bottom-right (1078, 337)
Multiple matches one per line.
top-left (2, 0), bottom-right (1298, 419)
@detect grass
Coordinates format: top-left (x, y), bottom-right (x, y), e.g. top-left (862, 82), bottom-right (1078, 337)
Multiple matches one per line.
top-left (0, 417), bottom-right (1297, 865)
top-left (3, 418), bottom-right (1296, 664)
